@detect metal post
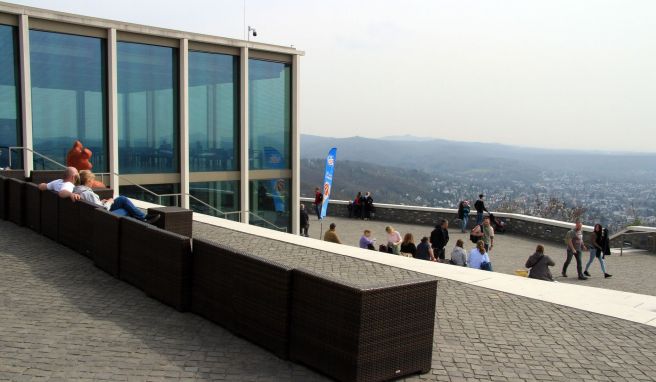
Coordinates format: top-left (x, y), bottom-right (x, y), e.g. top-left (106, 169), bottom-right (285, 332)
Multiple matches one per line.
top-left (18, 15), bottom-right (33, 178)
top-left (290, 54), bottom-right (300, 235)
top-left (240, 47), bottom-right (249, 224)
top-left (179, 38), bottom-right (190, 209)
top-left (107, 28), bottom-right (119, 198)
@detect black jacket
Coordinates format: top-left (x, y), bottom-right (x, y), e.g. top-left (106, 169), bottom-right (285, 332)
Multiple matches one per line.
top-left (430, 226), bottom-right (449, 249)
top-left (300, 210), bottom-right (309, 226)
top-left (474, 199), bottom-right (487, 213)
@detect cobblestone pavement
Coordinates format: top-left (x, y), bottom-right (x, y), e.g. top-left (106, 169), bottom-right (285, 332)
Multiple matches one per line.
top-left (306, 216), bottom-right (656, 296)
top-left (194, 222), bottom-right (656, 382)
top-left (3, 218), bottom-right (656, 382)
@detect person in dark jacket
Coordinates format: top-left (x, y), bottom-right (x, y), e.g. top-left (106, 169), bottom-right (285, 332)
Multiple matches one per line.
top-left (601, 228), bottom-right (611, 259)
top-left (364, 192), bottom-right (374, 220)
top-left (458, 200), bottom-right (471, 233)
top-left (525, 245), bottom-right (555, 281)
top-left (430, 219), bottom-right (450, 263)
top-left (299, 204), bottom-right (309, 237)
top-left (474, 194), bottom-right (488, 225)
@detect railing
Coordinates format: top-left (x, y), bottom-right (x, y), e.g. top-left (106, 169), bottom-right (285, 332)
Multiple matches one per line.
top-left (7, 146), bottom-right (288, 232)
top-left (617, 231), bottom-right (656, 256)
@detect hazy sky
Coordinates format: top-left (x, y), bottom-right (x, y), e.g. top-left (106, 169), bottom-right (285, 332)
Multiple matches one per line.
top-left (11, 0), bottom-right (656, 152)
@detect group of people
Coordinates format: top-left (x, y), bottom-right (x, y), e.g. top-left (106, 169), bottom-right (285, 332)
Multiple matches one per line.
top-left (38, 166), bottom-right (160, 224)
top-left (346, 192), bottom-right (375, 220)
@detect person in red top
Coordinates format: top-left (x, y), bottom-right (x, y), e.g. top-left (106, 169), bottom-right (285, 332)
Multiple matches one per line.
top-left (313, 187), bottom-right (323, 220)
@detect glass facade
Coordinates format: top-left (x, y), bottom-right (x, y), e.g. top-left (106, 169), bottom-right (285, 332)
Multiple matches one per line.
top-left (118, 42), bottom-right (178, 174)
top-left (189, 51), bottom-right (239, 172)
top-left (189, 180), bottom-right (239, 220)
top-left (250, 178), bottom-right (290, 232)
top-left (248, 59), bottom-right (291, 170)
top-left (0, 24), bottom-right (21, 169)
top-left (30, 30), bottom-right (107, 170)
top-left (119, 183), bottom-right (180, 207)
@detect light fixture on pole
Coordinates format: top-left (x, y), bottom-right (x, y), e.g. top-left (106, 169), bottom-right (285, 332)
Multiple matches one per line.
top-left (248, 26), bottom-right (257, 41)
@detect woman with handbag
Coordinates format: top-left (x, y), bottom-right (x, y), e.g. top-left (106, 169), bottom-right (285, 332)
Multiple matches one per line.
top-left (584, 224), bottom-right (612, 278)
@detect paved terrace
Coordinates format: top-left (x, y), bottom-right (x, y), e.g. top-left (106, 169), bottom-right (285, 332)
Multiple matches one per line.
top-left (2, 217), bottom-right (656, 381)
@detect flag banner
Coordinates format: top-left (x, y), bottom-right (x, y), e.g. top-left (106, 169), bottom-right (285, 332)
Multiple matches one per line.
top-left (320, 147), bottom-right (337, 219)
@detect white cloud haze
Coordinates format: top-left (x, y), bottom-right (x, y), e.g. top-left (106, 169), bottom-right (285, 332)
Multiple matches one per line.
top-left (11, 0), bottom-right (656, 152)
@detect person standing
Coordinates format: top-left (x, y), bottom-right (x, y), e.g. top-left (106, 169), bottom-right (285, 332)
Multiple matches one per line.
top-left (324, 223), bottom-right (341, 244)
top-left (562, 219), bottom-right (588, 280)
top-left (353, 192), bottom-right (362, 218)
top-left (474, 194), bottom-right (489, 226)
top-left (430, 219), bottom-right (450, 263)
top-left (458, 200), bottom-right (471, 233)
top-left (525, 245), bottom-right (555, 281)
top-left (313, 187), bottom-right (323, 220)
top-left (601, 227), bottom-right (611, 259)
top-left (364, 192), bottom-right (374, 220)
top-left (482, 216), bottom-right (495, 252)
top-left (299, 204), bottom-right (309, 237)
top-left (584, 224), bottom-right (612, 278)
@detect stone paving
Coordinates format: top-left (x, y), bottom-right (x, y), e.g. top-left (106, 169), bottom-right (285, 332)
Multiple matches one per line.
top-left (2, 218), bottom-right (656, 382)
top-left (306, 216), bottom-right (656, 296)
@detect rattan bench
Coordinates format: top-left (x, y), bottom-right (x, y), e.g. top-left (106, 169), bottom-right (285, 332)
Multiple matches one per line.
top-left (7, 178), bottom-right (25, 227)
top-left (40, 190), bottom-right (59, 241)
top-left (58, 196), bottom-right (81, 251)
top-left (24, 182), bottom-right (41, 233)
top-left (92, 208), bottom-right (122, 277)
top-left (78, 200), bottom-right (99, 258)
top-left (0, 175), bottom-right (7, 220)
top-left (192, 239), bottom-right (294, 359)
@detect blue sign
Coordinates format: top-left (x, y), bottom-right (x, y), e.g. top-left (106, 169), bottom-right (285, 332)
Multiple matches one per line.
top-left (320, 147), bottom-right (337, 219)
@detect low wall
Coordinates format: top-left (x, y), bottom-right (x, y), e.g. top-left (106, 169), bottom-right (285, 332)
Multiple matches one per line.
top-left (301, 198), bottom-right (592, 244)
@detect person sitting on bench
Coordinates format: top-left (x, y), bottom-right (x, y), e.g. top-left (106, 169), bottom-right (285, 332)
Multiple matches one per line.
top-left (74, 170), bottom-right (159, 224)
top-left (37, 166), bottom-right (81, 201)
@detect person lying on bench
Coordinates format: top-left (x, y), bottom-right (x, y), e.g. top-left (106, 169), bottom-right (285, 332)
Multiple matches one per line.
top-left (37, 166), bottom-right (81, 201)
top-left (74, 170), bottom-right (159, 224)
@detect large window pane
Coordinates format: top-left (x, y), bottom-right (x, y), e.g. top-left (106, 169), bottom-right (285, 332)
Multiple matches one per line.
top-left (189, 51), bottom-right (239, 172)
top-left (0, 24), bottom-right (21, 169)
top-left (30, 30), bottom-right (107, 171)
top-left (248, 59), bottom-right (291, 170)
top-left (250, 178), bottom-right (290, 232)
top-left (190, 180), bottom-right (239, 220)
top-left (118, 42), bottom-right (178, 174)
top-left (119, 183), bottom-right (180, 207)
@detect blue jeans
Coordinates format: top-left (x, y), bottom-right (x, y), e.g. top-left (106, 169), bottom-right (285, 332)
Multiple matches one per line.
top-left (476, 212), bottom-right (484, 225)
top-left (585, 248), bottom-right (607, 274)
top-left (110, 196), bottom-right (146, 220)
top-left (314, 203), bottom-right (322, 220)
top-left (461, 214), bottom-right (469, 232)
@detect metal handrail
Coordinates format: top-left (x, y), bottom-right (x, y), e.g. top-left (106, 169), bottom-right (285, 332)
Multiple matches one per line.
top-left (8, 146), bottom-right (288, 231)
top-left (8, 146), bottom-right (66, 170)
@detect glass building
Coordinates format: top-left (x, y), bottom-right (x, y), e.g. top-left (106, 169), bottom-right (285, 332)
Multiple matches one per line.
top-left (0, 4), bottom-right (301, 233)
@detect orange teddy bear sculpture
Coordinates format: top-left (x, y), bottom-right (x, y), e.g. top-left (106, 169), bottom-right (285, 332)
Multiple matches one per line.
top-left (66, 140), bottom-right (106, 188)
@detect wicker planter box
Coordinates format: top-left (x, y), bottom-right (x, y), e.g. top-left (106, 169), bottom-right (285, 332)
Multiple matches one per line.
top-left (192, 239), bottom-right (294, 358)
top-left (92, 208), bottom-right (122, 277)
top-left (7, 178), bottom-right (25, 226)
top-left (290, 269), bottom-right (437, 382)
top-left (24, 182), bottom-right (41, 233)
top-left (147, 206), bottom-right (193, 237)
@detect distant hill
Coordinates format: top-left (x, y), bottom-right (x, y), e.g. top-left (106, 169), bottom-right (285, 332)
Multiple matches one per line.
top-left (301, 134), bottom-right (656, 181)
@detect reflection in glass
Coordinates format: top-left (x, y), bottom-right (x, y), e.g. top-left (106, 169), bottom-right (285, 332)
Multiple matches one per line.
top-left (118, 42), bottom-right (178, 174)
top-left (119, 183), bottom-right (180, 207)
top-left (249, 178), bottom-right (290, 232)
top-left (189, 180), bottom-right (239, 220)
top-left (30, 30), bottom-right (107, 170)
top-left (248, 59), bottom-right (291, 170)
top-left (0, 24), bottom-right (21, 169)
top-left (189, 51), bottom-right (239, 172)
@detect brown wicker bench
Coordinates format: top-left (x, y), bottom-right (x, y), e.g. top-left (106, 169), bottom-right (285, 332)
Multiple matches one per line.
top-left (289, 269), bottom-right (437, 382)
top-left (78, 200), bottom-right (99, 258)
top-left (58, 196), bottom-right (81, 251)
top-left (30, 170), bottom-right (63, 185)
top-left (0, 175), bottom-right (7, 220)
top-left (120, 217), bottom-right (192, 311)
top-left (0, 170), bottom-right (25, 180)
top-left (24, 182), bottom-right (41, 233)
top-left (147, 206), bottom-right (193, 237)
top-left (40, 190), bottom-right (59, 241)
top-left (192, 239), bottom-right (294, 359)
top-left (7, 178), bottom-right (25, 226)
top-left (92, 208), bottom-right (122, 277)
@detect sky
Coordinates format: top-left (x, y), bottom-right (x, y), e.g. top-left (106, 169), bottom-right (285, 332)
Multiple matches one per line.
top-left (11, 0), bottom-right (656, 152)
